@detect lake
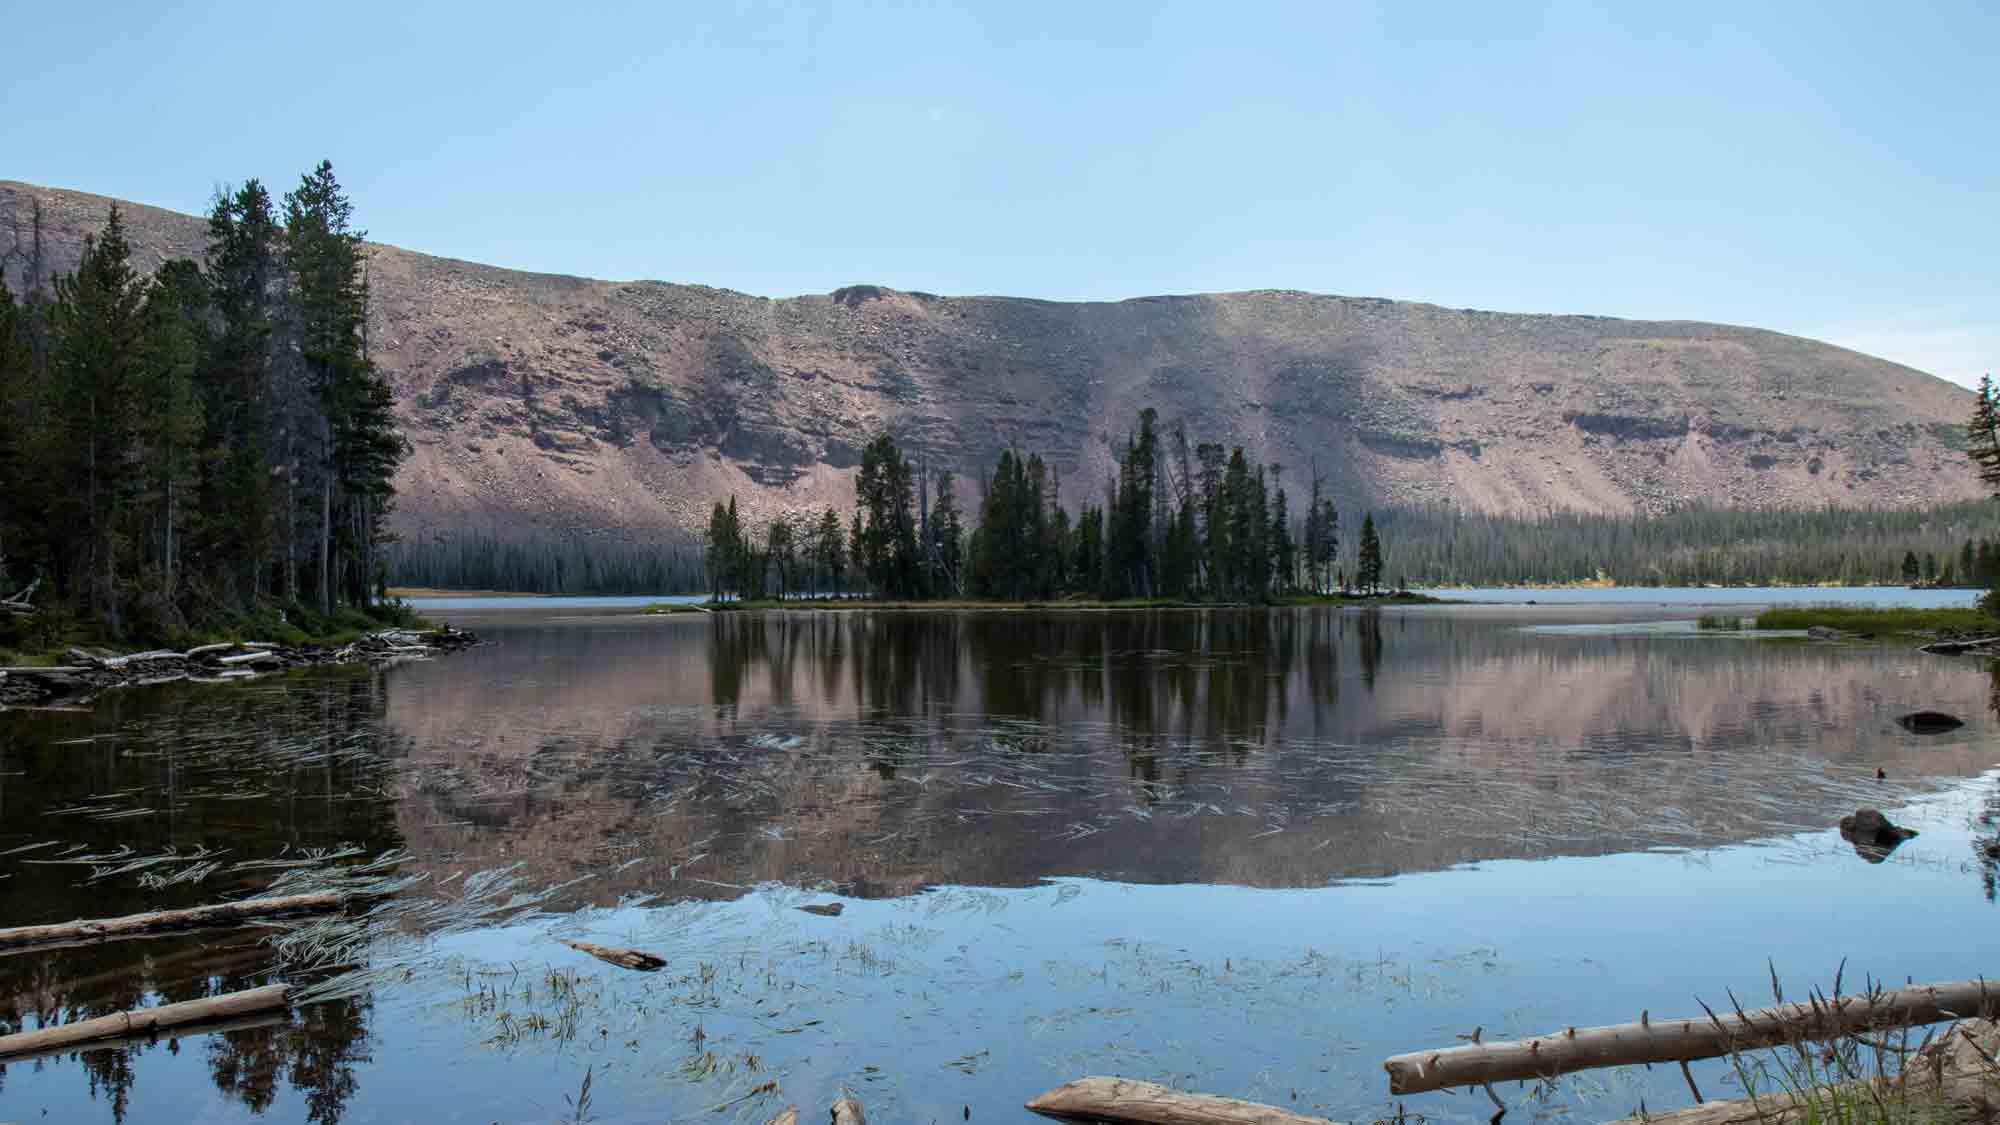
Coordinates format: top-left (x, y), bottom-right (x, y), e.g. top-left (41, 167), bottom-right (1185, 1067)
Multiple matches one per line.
top-left (2, 594), bottom-right (1997, 1124)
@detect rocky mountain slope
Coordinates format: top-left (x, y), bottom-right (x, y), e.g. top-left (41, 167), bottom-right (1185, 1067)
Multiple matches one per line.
top-left (3, 180), bottom-right (1981, 545)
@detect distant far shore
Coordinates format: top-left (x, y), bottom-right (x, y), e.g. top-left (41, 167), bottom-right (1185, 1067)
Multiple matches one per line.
top-left (386, 587), bottom-right (551, 599)
top-left (643, 591), bottom-right (1452, 614)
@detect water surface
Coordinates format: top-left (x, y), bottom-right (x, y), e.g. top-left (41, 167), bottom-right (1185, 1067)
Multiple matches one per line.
top-left (3, 599), bottom-right (1997, 1124)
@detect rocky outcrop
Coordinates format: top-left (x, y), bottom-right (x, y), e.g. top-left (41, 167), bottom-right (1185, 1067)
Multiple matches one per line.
top-left (1839, 807), bottom-right (1920, 862)
top-left (2, 180), bottom-right (1982, 545)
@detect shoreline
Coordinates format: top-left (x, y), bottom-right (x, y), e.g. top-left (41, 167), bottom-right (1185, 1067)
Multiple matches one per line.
top-left (645, 592), bottom-right (1453, 614)
top-left (0, 626), bottom-right (479, 711)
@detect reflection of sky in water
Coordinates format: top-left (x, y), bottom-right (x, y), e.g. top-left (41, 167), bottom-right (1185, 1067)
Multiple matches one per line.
top-left (4, 604), bottom-right (2000, 1124)
top-left (11, 772), bottom-right (1999, 1125)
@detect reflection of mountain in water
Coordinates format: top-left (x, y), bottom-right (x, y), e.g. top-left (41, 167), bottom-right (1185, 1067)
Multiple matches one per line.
top-left (380, 610), bottom-right (1998, 903)
top-left (4, 609), bottom-right (1999, 1121)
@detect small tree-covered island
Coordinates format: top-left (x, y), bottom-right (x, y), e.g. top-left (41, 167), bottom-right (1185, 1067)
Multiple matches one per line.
top-left (699, 412), bottom-right (1404, 606)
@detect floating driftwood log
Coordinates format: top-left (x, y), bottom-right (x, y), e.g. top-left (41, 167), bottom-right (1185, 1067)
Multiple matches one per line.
top-left (831, 1095), bottom-right (867, 1125)
top-left (0, 983), bottom-right (291, 1061)
top-left (1026, 1078), bottom-right (1337, 1125)
top-left (0, 892), bottom-right (364, 952)
top-left (1384, 978), bottom-right (2000, 1095)
top-left (560, 939), bottom-right (667, 971)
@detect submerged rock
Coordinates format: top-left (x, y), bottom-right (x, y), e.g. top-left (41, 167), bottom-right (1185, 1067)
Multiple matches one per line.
top-left (1839, 807), bottom-right (1919, 863)
top-left (1897, 710), bottom-right (1965, 734)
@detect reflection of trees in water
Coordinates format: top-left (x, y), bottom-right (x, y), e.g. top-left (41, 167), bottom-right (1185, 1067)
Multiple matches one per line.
top-left (0, 671), bottom-right (402, 1122)
top-left (0, 952), bottom-right (373, 1125)
top-left (209, 995), bottom-right (372, 1125)
top-left (708, 613), bottom-right (965, 719)
top-left (1356, 611), bottom-right (1382, 691)
top-left (699, 610), bottom-right (1372, 750)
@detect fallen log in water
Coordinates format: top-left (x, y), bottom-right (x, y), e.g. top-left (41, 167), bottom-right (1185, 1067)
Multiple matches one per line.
top-left (0, 1010), bottom-right (287, 1065)
top-left (1608, 1018), bottom-right (2000, 1124)
top-left (0, 892), bottom-right (365, 952)
top-left (1027, 1078), bottom-right (1338, 1125)
top-left (561, 939), bottom-right (667, 971)
top-left (1384, 978), bottom-right (2000, 1095)
top-left (831, 1095), bottom-right (867, 1125)
top-left (0, 984), bottom-right (291, 1061)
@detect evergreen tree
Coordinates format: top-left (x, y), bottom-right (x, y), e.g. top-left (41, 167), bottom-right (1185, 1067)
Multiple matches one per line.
top-left (1902, 550), bottom-right (1921, 584)
top-left (200, 180), bottom-right (281, 606)
top-left (825, 507), bottom-right (849, 595)
top-left (931, 470), bottom-right (963, 594)
top-left (705, 502), bottom-right (727, 599)
top-left (0, 275), bottom-right (39, 590)
top-left (1074, 504), bottom-right (1105, 595)
top-left (1195, 442), bottom-right (1227, 596)
top-left (1971, 375), bottom-right (2000, 495)
top-left (1357, 512), bottom-right (1383, 594)
top-left (284, 160), bottom-right (378, 613)
top-left (136, 259), bottom-right (208, 604)
top-left (855, 434), bottom-right (920, 597)
top-left (767, 515), bottom-right (797, 599)
top-left (1270, 470), bottom-right (1294, 595)
top-left (46, 206), bottom-right (149, 631)
top-left (1316, 499), bottom-right (1339, 594)
top-left (1302, 475), bottom-right (1322, 594)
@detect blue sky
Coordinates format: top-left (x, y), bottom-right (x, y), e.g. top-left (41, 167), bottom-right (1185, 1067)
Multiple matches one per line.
top-left (6, 1), bottom-right (1994, 386)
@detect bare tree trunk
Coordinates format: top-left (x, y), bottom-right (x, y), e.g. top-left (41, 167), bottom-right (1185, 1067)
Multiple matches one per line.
top-left (164, 474), bottom-right (175, 595)
top-left (285, 434), bottom-right (297, 600)
top-left (0, 985), bottom-right (290, 1061)
top-left (1383, 978), bottom-right (2000, 1095)
top-left (0, 892), bottom-right (364, 952)
top-left (320, 412), bottom-right (332, 613)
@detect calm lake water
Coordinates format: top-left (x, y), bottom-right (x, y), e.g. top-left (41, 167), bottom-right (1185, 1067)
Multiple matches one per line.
top-left (3, 595), bottom-right (1998, 1124)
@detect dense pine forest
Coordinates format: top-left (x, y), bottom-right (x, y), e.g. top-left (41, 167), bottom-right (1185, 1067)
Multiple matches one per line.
top-left (0, 165), bottom-right (407, 648)
top-left (382, 530), bottom-right (704, 596)
top-left (1381, 500), bottom-right (2000, 589)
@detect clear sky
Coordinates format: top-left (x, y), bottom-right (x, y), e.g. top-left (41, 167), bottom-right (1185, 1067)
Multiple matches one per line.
top-left (6, 1), bottom-right (1995, 386)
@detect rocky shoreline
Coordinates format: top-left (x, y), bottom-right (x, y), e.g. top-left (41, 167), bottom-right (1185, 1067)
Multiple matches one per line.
top-left (0, 626), bottom-right (478, 710)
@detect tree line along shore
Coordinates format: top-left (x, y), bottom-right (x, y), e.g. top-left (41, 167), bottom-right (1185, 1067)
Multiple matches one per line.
top-left (1, 168), bottom-right (420, 661)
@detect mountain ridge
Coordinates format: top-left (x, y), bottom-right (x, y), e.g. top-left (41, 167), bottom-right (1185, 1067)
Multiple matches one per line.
top-left (2, 179), bottom-right (1979, 545)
